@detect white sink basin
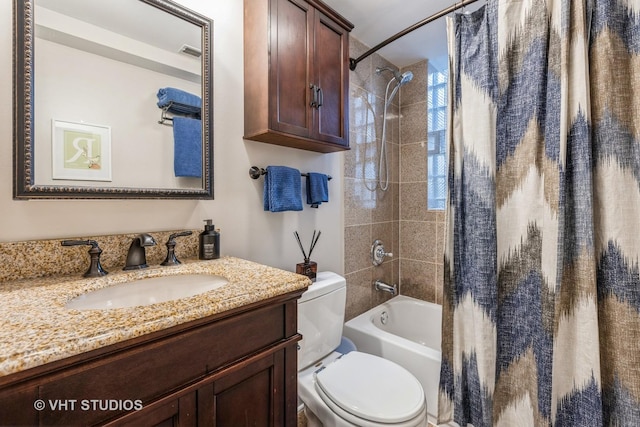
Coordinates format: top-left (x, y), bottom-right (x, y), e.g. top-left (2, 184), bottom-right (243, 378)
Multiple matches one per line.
top-left (66, 274), bottom-right (228, 310)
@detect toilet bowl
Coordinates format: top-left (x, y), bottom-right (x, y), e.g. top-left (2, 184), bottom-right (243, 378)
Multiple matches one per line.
top-left (297, 272), bottom-right (427, 426)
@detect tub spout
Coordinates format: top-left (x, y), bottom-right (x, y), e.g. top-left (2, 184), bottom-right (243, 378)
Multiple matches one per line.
top-left (374, 280), bottom-right (397, 296)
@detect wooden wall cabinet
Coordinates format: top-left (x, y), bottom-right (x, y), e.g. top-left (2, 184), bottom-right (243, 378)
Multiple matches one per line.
top-left (244, 0), bottom-right (353, 153)
top-left (0, 290), bottom-right (303, 426)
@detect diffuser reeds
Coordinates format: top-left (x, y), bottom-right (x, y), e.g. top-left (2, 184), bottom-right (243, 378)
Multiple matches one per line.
top-left (294, 230), bottom-right (320, 281)
top-left (294, 230), bottom-right (321, 262)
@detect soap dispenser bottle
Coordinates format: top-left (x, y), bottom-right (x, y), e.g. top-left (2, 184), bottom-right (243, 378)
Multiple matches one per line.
top-left (199, 220), bottom-right (220, 260)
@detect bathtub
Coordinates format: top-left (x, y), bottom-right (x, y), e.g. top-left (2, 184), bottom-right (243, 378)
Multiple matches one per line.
top-left (343, 295), bottom-right (442, 422)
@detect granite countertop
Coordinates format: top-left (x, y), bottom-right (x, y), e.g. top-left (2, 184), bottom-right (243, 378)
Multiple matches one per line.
top-left (0, 256), bottom-right (310, 377)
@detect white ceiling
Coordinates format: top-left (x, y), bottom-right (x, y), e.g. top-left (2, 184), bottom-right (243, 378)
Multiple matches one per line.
top-left (322, 0), bottom-right (484, 71)
top-left (35, 0), bottom-right (201, 55)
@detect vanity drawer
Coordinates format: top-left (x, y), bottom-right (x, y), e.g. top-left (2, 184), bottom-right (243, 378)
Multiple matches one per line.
top-left (37, 303), bottom-right (287, 426)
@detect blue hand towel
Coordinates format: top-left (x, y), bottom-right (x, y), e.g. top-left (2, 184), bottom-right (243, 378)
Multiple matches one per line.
top-left (173, 117), bottom-right (202, 177)
top-left (306, 173), bottom-right (329, 208)
top-left (157, 87), bottom-right (201, 116)
top-left (263, 166), bottom-right (303, 212)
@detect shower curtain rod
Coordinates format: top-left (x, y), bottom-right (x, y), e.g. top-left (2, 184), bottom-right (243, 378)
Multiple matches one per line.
top-left (349, 0), bottom-right (481, 71)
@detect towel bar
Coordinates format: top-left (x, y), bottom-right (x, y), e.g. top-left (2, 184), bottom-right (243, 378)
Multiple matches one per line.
top-left (249, 166), bottom-right (332, 181)
top-left (158, 103), bottom-right (174, 126)
top-left (158, 101), bottom-right (201, 126)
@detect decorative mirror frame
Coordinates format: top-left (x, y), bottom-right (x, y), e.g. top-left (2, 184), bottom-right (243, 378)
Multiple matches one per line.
top-left (13, 0), bottom-right (214, 199)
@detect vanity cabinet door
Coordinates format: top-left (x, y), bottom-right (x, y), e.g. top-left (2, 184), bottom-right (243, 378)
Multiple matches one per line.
top-left (0, 386), bottom-right (38, 425)
top-left (197, 348), bottom-right (288, 427)
top-left (105, 393), bottom-right (196, 427)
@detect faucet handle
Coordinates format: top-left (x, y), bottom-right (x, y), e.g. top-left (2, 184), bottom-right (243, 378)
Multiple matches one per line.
top-left (371, 239), bottom-right (393, 266)
top-left (166, 231), bottom-right (193, 245)
top-left (61, 240), bottom-right (109, 278)
top-left (161, 231), bottom-right (193, 266)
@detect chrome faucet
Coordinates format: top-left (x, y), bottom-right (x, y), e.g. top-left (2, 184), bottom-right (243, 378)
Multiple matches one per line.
top-left (374, 279), bottom-right (397, 296)
top-left (124, 233), bottom-right (157, 270)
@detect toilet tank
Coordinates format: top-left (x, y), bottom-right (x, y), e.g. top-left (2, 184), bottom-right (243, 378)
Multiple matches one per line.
top-left (298, 272), bottom-right (347, 370)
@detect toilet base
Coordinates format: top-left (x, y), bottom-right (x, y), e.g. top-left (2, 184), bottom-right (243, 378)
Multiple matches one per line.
top-left (303, 405), bottom-right (323, 427)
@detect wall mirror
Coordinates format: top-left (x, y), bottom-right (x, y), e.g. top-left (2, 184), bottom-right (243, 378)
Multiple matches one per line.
top-left (13, 0), bottom-right (213, 199)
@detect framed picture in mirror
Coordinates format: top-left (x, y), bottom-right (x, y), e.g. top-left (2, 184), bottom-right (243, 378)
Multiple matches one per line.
top-left (51, 119), bottom-right (112, 182)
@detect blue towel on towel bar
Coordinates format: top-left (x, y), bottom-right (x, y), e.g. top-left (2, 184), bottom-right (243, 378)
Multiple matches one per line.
top-left (306, 173), bottom-right (329, 208)
top-left (173, 117), bottom-right (202, 177)
top-left (157, 87), bottom-right (201, 116)
top-left (263, 166), bottom-right (303, 212)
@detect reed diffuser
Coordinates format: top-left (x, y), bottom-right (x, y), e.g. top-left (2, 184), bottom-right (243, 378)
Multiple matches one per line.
top-left (294, 230), bottom-right (321, 281)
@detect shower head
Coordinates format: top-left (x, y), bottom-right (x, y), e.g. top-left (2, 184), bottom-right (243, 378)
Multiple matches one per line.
top-left (376, 67), bottom-right (414, 86)
top-left (398, 71), bottom-right (413, 85)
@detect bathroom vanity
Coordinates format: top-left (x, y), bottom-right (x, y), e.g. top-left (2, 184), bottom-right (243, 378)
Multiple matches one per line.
top-left (0, 257), bottom-right (309, 426)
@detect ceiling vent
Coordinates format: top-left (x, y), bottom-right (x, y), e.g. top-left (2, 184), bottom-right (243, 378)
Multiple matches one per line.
top-left (180, 44), bottom-right (201, 58)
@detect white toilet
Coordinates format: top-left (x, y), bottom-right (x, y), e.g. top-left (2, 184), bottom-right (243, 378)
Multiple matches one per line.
top-left (298, 272), bottom-right (427, 427)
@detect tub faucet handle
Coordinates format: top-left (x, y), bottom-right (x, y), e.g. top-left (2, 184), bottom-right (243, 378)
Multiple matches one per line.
top-left (371, 239), bottom-right (393, 266)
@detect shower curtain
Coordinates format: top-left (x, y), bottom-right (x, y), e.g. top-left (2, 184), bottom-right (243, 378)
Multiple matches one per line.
top-left (440, 0), bottom-right (640, 426)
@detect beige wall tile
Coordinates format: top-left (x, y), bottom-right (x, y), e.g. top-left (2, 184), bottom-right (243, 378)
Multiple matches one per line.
top-left (345, 268), bottom-right (374, 321)
top-left (400, 221), bottom-right (437, 263)
top-left (350, 86), bottom-right (377, 143)
top-left (400, 259), bottom-right (437, 303)
top-left (400, 60), bottom-right (428, 107)
top-left (344, 224), bottom-right (372, 274)
top-left (349, 38), bottom-right (373, 93)
top-left (400, 102), bottom-right (427, 145)
top-left (344, 178), bottom-right (374, 227)
top-left (371, 184), bottom-right (395, 223)
top-left (401, 182), bottom-right (442, 222)
top-left (401, 142), bottom-right (428, 183)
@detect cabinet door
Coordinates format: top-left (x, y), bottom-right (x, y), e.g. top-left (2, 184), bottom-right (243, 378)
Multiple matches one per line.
top-left (198, 350), bottom-right (286, 427)
top-left (0, 386), bottom-right (38, 426)
top-left (270, 0), bottom-right (313, 138)
top-left (103, 394), bottom-right (196, 427)
top-left (312, 9), bottom-right (349, 147)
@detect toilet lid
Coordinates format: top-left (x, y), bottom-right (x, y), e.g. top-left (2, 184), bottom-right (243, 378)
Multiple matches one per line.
top-left (314, 351), bottom-right (425, 424)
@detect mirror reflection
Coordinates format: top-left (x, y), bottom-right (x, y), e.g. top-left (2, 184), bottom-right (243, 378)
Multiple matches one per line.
top-left (14, 0), bottom-right (213, 199)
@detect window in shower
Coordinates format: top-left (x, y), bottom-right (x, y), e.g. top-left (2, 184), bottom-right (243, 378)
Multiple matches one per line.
top-left (427, 63), bottom-right (448, 210)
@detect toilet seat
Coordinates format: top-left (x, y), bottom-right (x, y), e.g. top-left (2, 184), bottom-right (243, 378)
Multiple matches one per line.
top-left (314, 351), bottom-right (426, 425)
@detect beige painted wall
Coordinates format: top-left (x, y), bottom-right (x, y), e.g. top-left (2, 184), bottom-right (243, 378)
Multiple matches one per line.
top-left (0, 0), bottom-right (344, 275)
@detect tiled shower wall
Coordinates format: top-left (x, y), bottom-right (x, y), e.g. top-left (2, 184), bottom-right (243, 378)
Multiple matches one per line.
top-left (398, 60), bottom-right (446, 304)
top-left (344, 38), bottom-right (400, 320)
top-left (344, 41), bottom-right (445, 320)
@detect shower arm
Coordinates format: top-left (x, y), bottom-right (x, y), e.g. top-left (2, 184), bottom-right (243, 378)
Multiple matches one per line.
top-left (349, 0), bottom-right (481, 71)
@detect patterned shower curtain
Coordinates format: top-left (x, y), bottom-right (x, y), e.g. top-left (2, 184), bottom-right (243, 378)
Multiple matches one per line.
top-left (439, 0), bottom-right (640, 426)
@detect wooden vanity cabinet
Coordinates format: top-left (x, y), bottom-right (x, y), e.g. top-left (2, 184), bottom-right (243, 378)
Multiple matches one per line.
top-left (244, 0), bottom-right (353, 152)
top-left (0, 290), bottom-right (304, 426)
